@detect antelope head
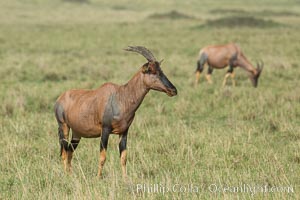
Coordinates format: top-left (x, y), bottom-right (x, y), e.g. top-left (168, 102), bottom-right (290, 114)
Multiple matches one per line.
top-left (125, 46), bottom-right (177, 97)
top-left (250, 61), bottom-right (264, 87)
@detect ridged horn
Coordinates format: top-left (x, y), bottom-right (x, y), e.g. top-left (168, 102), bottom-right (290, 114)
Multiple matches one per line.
top-left (124, 46), bottom-right (156, 62)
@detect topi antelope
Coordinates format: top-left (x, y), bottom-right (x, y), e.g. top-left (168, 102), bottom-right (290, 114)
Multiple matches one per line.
top-left (54, 46), bottom-right (177, 179)
top-left (194, 43), bottom-right (264, 87)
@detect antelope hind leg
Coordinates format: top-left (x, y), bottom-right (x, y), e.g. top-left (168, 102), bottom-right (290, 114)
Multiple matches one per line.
top-left (194, 71), bottom-right (201, 86)
top-left (58, 123), bottom-right (72, 173)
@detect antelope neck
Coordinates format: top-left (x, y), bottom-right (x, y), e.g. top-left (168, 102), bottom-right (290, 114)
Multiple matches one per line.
top-left (117, 71), bottom-right (149, 114)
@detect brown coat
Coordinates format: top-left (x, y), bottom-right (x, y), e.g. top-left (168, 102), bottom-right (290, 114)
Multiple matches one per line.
top-left (195, 43), bottom-right (263, 87)
top-left (54, 46), bottom-right (177, 178)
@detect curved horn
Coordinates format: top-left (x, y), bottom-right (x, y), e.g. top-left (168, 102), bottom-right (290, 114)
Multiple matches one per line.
top-left (124, 46), bottom-right (156, 62)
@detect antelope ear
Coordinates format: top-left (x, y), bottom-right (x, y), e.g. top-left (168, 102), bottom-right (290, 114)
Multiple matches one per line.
top-left (159, 59), bottom-right (164, 65)
top-left (142, 63), bottom-right (150, 73)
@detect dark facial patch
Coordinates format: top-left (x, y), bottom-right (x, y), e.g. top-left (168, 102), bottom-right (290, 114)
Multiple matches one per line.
top-left (253, 76), bottom-right (259, 87)
top-left (154, 62), bottom-right (177, 94)
top-left (155, 63), bottom-right (177, 92)
top-left (159, 72), bottom-right (176, 90)
top-left (250, 74), bottom-right (258, 87)
top-left (143, 61), bottom-right (177, 95)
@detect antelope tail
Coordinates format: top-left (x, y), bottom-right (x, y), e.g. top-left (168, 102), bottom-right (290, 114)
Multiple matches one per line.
top-left (196, 51), bottom-right (208, 72)
top-left (54, 102), bottom-right (66, 156)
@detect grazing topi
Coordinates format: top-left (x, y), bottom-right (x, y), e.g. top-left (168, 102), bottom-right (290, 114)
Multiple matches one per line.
top-left (194, 43), bottom-right (263, 87)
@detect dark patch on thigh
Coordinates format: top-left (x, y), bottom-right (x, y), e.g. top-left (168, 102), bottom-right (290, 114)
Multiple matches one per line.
top-left (54, 102), bottom-right (65, 123)
top-left (196, 53), bottom-right (208, 72)
top-left (200, 53), bottom-right (208, 65)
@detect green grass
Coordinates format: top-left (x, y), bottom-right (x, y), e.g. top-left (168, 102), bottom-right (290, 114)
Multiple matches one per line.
top-left (0, 0), bottom-right (299, 199)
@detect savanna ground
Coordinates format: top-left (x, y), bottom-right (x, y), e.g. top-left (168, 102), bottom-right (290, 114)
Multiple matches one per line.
top-left (0, 0), bottom-right (299, 199)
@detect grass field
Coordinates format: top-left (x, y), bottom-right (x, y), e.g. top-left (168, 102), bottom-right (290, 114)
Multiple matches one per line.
top-left (0, 0), bottom-right (299, 199)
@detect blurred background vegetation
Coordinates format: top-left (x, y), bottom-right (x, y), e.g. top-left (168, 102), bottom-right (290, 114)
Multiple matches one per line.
top-left (0, 0), bottom-right (299, 199)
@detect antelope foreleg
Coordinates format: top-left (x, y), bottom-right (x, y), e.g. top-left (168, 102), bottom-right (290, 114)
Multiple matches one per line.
top-left (205, 66), bottom-right (213, 84)
top-left (230, 72), bottom-right (236, 87)
top-left (98, 127), bottom-right (110, 177)
top-left (119, 130), bottom-right (128, 180)
top-left (222, 73), bottom-right (231, 87)
top-left (223, 65), bottom-right (235, 87)
top-left (98, 149), bottom-right (106, 177)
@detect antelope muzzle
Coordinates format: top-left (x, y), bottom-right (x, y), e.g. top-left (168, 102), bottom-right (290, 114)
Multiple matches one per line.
top-left (160, 73), bottom-right (177, 97)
